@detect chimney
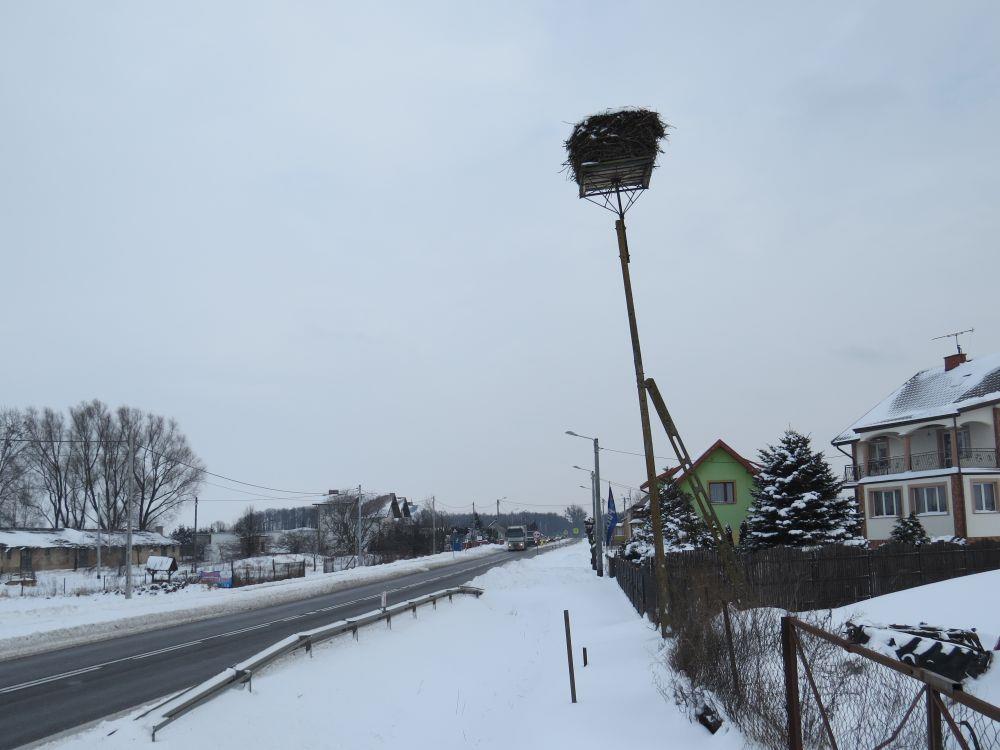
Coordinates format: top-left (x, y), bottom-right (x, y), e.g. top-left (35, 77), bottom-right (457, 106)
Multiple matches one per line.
top-left (944, 352), bottom-right (968, 372)
top-left (155, 525), bottom-right (164, 536)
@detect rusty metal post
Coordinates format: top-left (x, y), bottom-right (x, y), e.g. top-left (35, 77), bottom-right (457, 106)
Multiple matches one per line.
top-left (614, 214), bottom-right (669, 635)
top-left (721, 600), bottom-right (741, 697)
top-left (926, 688), bottom-right (943, 750)
top-left (564, 610), bottom-right (577, 703)
top-left (781, 616), bottom-right (804, 750)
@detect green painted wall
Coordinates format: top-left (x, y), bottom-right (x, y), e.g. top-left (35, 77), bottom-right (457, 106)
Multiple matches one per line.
top-left (677, 446), bottom-right (756, 541)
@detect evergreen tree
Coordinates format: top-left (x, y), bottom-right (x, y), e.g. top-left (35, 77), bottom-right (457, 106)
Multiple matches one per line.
top-left (890, 512), bottom-right (930, 545)
top-left (623, 479), bottom-right (714, 561)
top-left (741, 429), bottom-right (862, 551)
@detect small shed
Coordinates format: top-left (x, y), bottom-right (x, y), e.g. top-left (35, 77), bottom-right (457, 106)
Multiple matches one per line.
top-left (146, 555), bottom-right (178, 582)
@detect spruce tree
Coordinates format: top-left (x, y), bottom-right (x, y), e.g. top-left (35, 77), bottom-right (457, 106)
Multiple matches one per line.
top-left (741, 429), bottom-right (863, 551)
top-left (623, 479), bottom-right (713, 561)
top-left (890, 512), bottom-right (930, 545)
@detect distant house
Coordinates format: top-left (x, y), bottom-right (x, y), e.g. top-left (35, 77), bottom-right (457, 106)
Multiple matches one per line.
top-left (636, 439), bottom-right (759, 543)
top-left (0, 528), bottom-right (180, 573)
top-left (833, 350), bottom-right (1000, 543)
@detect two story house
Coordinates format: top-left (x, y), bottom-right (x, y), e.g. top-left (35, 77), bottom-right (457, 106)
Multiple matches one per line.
top-left (833, 351), bottom-right (1000, 542)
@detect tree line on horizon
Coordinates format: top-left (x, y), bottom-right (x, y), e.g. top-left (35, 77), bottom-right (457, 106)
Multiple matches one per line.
top-left (0, 401), bottom-right (204, 532)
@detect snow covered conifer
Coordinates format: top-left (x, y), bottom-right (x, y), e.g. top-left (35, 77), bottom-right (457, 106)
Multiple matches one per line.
top-left (890, 512), bottom-right (930, 546)
top-left (623, 479), bottom-right (713, 561)
top-left (741, 429), bottom-right (862, 551)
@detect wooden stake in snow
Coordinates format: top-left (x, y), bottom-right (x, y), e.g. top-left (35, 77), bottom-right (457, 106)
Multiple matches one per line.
top-left (564, 610), bottom-right (577, 703)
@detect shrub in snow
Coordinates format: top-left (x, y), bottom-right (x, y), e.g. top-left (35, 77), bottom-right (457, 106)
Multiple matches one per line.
top-left (741, 430), bottom-right (862, 551)
top-left (622, 479), bottom-right (713, 561)
top-left (890, 512), bottom-right (930, 546)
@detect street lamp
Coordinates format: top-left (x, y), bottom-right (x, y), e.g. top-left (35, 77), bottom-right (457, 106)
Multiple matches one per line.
top-left (567, 431), bottom-right (604, 576)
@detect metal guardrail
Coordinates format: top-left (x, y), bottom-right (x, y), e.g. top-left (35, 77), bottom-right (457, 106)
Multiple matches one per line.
top-left (148, 584), bottom-right (484, 740)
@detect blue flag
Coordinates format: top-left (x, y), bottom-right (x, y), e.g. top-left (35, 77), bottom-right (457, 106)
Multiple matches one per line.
top-left (605, 487), bottom-right (619, 546)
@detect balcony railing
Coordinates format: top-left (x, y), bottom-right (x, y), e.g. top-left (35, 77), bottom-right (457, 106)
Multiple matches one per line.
top-left (843, 448), bottom-right (998, 481)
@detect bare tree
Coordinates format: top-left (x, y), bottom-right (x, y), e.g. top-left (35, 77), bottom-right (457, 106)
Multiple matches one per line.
top-left (317, 492), bottom-right (389, 556)
top-left (24, 408), bottom-right (78, 528)
top-left (563, 504), bottom-right (587, 529)
top-left (0, 409), bottom-right (32, 526)
top-left (130, 410), bottom-right (203, 530)
top-left (69, 400), bottom-right (107, 530)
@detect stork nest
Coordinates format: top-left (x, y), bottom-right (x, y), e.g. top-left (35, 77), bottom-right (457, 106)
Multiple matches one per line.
top-left (563, 108), bottom-right (668, 186)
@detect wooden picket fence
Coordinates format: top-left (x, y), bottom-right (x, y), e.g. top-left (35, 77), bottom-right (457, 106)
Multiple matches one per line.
top-left (609, 539), bottom-right (1000, 618)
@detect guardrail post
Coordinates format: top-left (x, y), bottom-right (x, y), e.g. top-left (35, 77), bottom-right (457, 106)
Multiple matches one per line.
top-left (781, 616), bottom-right (803, 750)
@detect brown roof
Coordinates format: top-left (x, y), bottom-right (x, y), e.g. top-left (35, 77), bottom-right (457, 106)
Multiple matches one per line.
top-left (638, 439), bottom-right (758, 491)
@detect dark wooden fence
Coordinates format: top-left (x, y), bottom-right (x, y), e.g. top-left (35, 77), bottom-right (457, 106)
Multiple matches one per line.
top-left (609, 539), bottom-right (1000, 618)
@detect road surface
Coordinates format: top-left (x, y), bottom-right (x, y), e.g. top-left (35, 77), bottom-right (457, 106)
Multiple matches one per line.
top-left (0, 544), bottom-right (562, 749)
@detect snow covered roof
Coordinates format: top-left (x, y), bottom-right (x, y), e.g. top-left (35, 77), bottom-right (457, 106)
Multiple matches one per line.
top-left (638, 439), bottom-right (758, 491)
top-left (833, 353), bottom-right (1000, 444)
top-left (0, 528), bottom-right (176, 549)
top-left (145, 555), bottom-right (177, 571)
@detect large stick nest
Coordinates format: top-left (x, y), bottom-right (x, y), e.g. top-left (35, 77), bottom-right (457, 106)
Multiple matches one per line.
top-left (564, 108), bottom-right (668, 186)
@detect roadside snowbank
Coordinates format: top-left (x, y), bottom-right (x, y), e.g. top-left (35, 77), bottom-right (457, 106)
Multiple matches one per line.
top-left (43, 542), bottom-right (742, 750)
top-left (0, 545), bottom-right (505, 661)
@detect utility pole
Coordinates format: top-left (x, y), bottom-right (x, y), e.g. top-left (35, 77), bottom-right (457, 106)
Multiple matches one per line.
top-left (356, 484), bottom-right (362, 567)
top-left (95, 503), bottom-right (102, 579)
top-left (125, 435), bottom-right (134, 600)
top-left (472, 500), bottom-right (476, 540)
top-left (192, 495), bottom-right (199, 570)
top-left (431, 496), bottom-right (436, 554)
top-left (593, 436), bottom-right (604, 576)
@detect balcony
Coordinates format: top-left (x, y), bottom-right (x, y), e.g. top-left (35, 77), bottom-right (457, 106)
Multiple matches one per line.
top-left (843, 448), bottom-right (998, 481)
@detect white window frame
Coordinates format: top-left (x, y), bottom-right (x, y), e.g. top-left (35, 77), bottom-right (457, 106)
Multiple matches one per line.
top-left (912, 485), bottom-right (948, 515)
top-left (869, 488), bottom-right (901, 518)
top-left (973, 481), bottom-right (998, 513)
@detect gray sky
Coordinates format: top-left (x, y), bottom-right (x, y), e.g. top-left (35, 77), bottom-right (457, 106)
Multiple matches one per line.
top-left (1, 2), bottom-right (998, 527)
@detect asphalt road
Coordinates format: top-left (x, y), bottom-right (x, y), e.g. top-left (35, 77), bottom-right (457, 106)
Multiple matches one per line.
top-left (0, 544), bottom-right (561, 749)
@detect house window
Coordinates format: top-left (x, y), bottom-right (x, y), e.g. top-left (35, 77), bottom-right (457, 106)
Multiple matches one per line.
top-left (869, 489), bottom-right (901, 518)
top-left (912, 485), bottom-right (948, 515)
top-left (870, 438), bottom-right (889, 463)
top-left (708, 481), bottom-right (736, 504)
top-left (973, 482), bottom-right (997, 513)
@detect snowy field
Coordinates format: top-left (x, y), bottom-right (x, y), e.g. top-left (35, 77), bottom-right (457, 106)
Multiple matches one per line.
top-left (0, 545), bottom-right (506, 661)
top-left (43, 542), bottom-right (743, 750)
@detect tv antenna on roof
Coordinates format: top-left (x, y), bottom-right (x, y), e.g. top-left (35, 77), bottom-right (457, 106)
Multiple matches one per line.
top-left (932, 328), bottom-right (974, 355)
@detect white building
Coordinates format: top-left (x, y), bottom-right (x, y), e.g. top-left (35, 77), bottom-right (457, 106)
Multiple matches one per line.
top-left (833, 350), bottom-right (1000, 542)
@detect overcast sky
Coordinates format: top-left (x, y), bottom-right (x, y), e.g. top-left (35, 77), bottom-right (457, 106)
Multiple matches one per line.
top-left (1, 2), bottom-right (998, 527)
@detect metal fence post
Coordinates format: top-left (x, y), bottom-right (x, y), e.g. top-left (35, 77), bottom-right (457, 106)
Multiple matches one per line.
top-left (926, 688), bottom-right (943, 750)
top-left (781, 616), bottom-right (804, 750)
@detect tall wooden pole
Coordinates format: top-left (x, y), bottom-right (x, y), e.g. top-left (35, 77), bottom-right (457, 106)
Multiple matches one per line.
top-left (614, 211), bottom-right (669, 634)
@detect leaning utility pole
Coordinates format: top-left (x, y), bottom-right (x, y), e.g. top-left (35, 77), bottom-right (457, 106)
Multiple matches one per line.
top-left (564, 109), bottom-right (671, 632)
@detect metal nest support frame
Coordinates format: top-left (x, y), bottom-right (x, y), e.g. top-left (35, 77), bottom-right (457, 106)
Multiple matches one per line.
top-left (147, 585), bottom-right (484, 740)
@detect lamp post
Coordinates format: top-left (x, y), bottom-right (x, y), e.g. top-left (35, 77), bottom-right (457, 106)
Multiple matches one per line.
top-left (569, 429), bottom-right (604, 577)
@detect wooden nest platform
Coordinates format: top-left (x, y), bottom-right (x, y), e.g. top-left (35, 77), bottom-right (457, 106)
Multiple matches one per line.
top-left (564, 108), bottom-right (668, 198)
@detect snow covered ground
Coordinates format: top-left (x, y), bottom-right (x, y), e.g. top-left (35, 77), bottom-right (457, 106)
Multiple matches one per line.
top-left (0, 545), bottom-right (506, 661)
top-left (42, 542), bottom-right (743, 750)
